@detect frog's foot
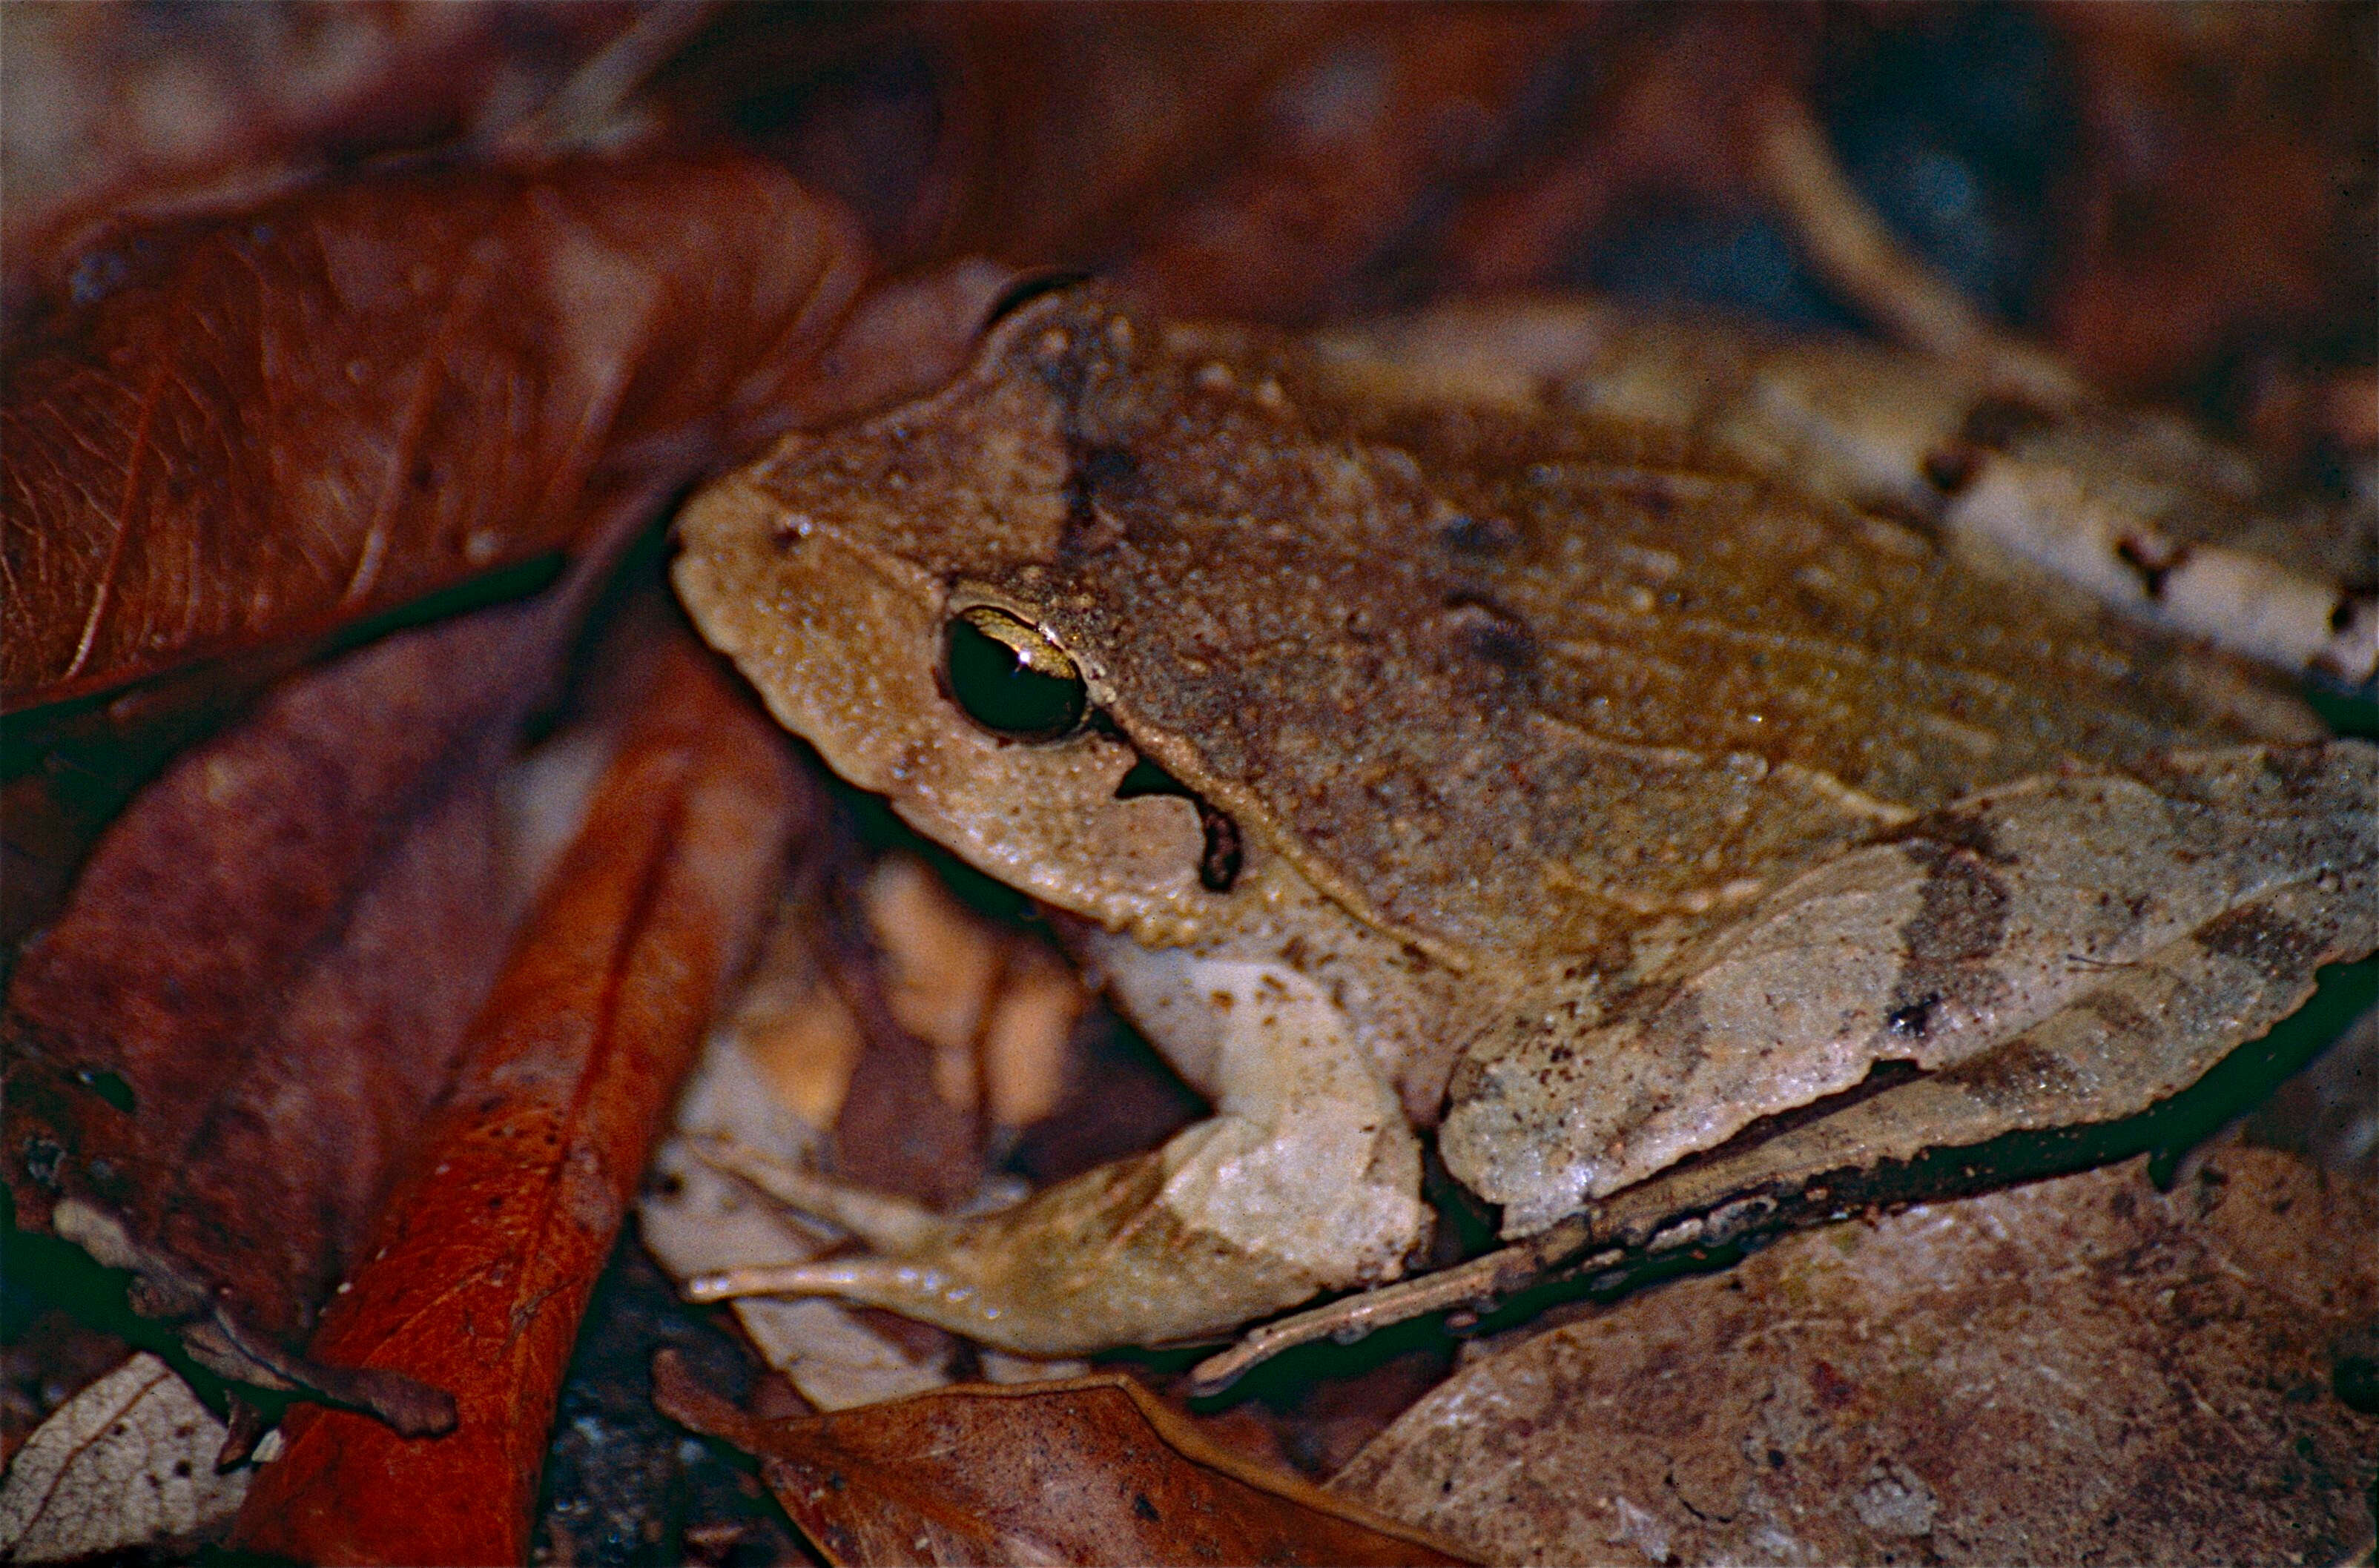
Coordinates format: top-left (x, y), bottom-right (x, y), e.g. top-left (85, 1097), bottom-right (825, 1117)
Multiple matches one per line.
top-left (687, 960), bottom-right (1431, 1355)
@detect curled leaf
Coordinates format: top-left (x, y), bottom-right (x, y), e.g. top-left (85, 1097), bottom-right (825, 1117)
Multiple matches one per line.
top-left (3, 150), bottom-right (867, 712)
top-left (654, 1354), bottom-right (1468, 1567)
top-left (229, 629), bottom-right (805, 1566)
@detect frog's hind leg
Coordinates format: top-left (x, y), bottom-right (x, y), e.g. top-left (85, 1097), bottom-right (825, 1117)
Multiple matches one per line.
top-left (686, 957), bottom-right (1431, 1356)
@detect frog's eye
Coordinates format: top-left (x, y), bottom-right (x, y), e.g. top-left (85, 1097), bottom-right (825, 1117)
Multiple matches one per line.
top-left (945, 606), bottom-right (1088, 741)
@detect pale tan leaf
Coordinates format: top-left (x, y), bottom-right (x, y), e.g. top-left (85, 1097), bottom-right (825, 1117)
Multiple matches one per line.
top-left (0, 1352), bottom-right (245, 1561)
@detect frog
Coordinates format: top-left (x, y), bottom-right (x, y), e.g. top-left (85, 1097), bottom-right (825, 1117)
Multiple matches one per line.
top-left (669, 284), bottom-right (2378, 1357)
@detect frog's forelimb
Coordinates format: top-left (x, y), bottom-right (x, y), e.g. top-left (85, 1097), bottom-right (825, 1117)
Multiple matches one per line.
top-left (684, 956), bottom-right (1431, 1357)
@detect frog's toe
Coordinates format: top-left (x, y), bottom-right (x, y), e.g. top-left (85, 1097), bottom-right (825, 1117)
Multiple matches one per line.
top-left (686, 1147), bottom-right (1351, 1354)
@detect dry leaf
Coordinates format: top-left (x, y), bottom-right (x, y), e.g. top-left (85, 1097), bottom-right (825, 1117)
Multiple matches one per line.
top-left (227, 629), bottom-right (803, 1566)
top-left (1112, 10), bottom-right (1590, 320)
top-left (660, 7), bottom-right (1353, 270)
top-left (1334, 1149), bottom-right (2378, 1567)
top-left (2045, 6), bottom-right (2376, 394)
top-left (3, 590), bottom-right (578, 1419)
top-left (0, 1352), bottom-right (247, 1562)
top-left (0, 3), bottom-right (632, 287)
top-left (641, 841), bottom-right (1094, 1413)
top-left (653, 1354), bottom-right (1469, 1567)
top-left (3, 150), bottom-right (866, 712)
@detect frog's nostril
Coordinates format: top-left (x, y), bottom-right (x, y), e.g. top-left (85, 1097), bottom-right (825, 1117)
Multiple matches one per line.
top-left (945, 606), bottom-right (1088, 740)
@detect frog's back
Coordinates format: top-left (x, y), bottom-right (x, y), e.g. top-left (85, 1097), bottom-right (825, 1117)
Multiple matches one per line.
top-left (966, 300), bottom-right (2314, 965)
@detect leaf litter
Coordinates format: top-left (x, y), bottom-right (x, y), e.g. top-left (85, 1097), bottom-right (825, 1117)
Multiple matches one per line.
top-left (1, 7), bottom-right (2374, 1564)
top-left (653, 1352), bottom-right (1469, 1567)
top-left (228, 623), bottom-right (805, 1566)
top-left (1331, 1148), bottom-right (2378, 1567)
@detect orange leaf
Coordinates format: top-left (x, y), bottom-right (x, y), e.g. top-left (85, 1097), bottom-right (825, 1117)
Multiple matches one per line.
top-left (230, 630), bottom-right (806, 1566)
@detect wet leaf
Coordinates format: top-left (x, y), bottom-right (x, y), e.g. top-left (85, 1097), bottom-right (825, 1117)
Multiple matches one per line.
top-left (0, 1352), bottom-right (247, 1563)
top-left (653, 1354), bottom-right (1468, 1567)
top-left (2, 150), bottom-right (867, 712)
top-left (229, 629), bottom-right (805, 1567)
top-left (1334, 1149), bottom-right (2378, 1567)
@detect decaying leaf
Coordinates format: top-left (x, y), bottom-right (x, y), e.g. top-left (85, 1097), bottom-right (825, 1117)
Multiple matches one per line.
top-left (228, 629), bottom-right (803, 1566)
top-left (659, 7), bottom-right (1359, 273)
top-left (1, 158), bottom-right (1014, 1429)
top-left (0, 1352), bottom-right (251, 1563)
top-left (3, 589), bottom-right (576, 1420)
top-left (2045, 5), bottom-right (2377, 396)
top-left (2, 150), bottom-right (866, 712)
top-left (1333, 1148), bottom-right (2378, 1567)
top-left (1111, 9), bottom-right (1596, 322)
top-left (653, 1353), bottom-right (1469, 1567)
top-left (0, 3), bottom-right (633, 287)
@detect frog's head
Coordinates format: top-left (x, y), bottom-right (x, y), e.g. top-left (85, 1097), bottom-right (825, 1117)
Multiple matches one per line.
top-left (673, 286), bottom-right (1243, 945)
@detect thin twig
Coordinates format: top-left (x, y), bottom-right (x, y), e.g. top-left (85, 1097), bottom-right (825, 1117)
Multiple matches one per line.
top-left (1188, 1217), bottom-right (1606, 1394)
top-left (1748, 87), bottom-right (2085, 410)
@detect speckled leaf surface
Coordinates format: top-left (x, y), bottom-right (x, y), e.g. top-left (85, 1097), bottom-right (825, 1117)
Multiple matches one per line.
top-left (1333, 1149), bottom-right (2378, 1567)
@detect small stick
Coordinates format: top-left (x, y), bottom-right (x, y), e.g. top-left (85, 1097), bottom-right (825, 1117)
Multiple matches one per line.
top-left (1748, 87), bottom-right (2084, 410)
top-left (1189, 1216), bottom-right (1606, 1395)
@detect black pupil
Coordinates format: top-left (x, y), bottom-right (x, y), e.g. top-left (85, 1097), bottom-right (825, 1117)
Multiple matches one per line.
top-left (946, 617), bottom-right (1086, 739)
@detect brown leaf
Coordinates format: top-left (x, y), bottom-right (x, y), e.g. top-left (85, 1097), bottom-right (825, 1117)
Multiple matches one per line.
top-left (3, 587), bottom-right (578, 1409)
top-left (653, 1355), bottom-right (1470, 1567)
top-left (2, 150), bottom-right (867, 712)
top-left (0, 4), bottom-right (636, 293)
top-left (826, 865), bottom-right (992, 1216)
top-left (661, 7), bottom-right (1353, 270)
top-left (1113, 10), bottom-right (1597, 320)
top-left (1335, 1150), bottom-right (2379, 1567)
top-left (2044, 7), bottom-right (2376, 395)
top-left (229, 629), bottom-right (805, 1567)
top-left (1437, 10), bottom-right (1799, 293)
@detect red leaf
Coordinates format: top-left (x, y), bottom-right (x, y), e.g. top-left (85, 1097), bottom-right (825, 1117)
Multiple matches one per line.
top-left (3, 150), bottom-right (867, 712)
top-left (4, 585), bottom-right (581, 1414)
top-left (653, 1355), bottom-right (1471, 1567)
top-left (230, 629), bottom-right (806, 1565)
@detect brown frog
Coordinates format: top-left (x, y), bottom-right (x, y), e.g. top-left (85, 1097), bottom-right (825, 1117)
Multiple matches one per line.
top-left (670, 287), bottom-right (2378, 1356)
